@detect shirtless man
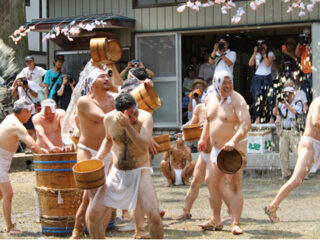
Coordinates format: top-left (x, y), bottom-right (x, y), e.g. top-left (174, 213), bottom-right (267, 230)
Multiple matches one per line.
top-left (87, 93), bottom-right (163, 239)
top-left (264, 97), bottom-right (320, 223)
top-left (0, 99), bottom-right (43, 234)
top-left (160, 133), bottom-right (195, 186)
top-left (71, 67), bottom-right (116, 239)
top-left (198, 70), bottom-right (251, 235)
top-left (32, 99), bottom-right (65, 152)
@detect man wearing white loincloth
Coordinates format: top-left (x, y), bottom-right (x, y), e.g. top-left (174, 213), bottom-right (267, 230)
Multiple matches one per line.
top-left (198, 70), bottom-right (251, 235)
top-left (265, 97), bottom-right (320, 223)
top-left (32, 99), bottom-right (65, 152)
top-left (87, 93), bottom-right (163, 239)
top-left (160, 133), bottom-right (195, 186)
top-left (71, 67), bottom-right (116, 239)
top-left (0, 99), bottom-right (43, 235)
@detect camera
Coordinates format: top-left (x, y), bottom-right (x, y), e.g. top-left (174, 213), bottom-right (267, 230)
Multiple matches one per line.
top-left (189, 89), bottom-right (202, 98)
top-left (278, 92), bottom-right (288, 102)
top-left (131, 59), bottom-right (139, 68)
top-left (298, 33), bottom-right (309, 46)
top-left (22, 78), bottom-right (28, 85)
top-left (218, 42), bottom-right (225, 51)
top-left (257, 40), bottom-right (265, 52)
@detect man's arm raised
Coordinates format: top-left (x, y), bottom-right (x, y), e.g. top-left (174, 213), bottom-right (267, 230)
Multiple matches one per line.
top-left (14, 125), bottom-right (42, 154)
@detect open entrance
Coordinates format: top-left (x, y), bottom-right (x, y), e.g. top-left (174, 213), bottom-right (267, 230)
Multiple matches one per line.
top-left (181, 24), bottom-right (311, 124)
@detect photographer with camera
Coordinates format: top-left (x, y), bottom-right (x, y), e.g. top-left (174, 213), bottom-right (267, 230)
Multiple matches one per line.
top-left (44, 55), bottom-right (65, 99)
top-left (55, 73), bottom-right (76, 110)
top-left (16, 56), bottom-right (46, 87)
top-left (249, 39), bottom-right (275, 124)
top-left (120, 59), bottom-right (155, 80)
top-left (187, 79), bottom-right (207, 120)
top-left (273, 86), bottom-right (303, 180)
top-left (295, 28), bottom-right (312, 105)
top-left (209, 36), bottom-right (236, 76)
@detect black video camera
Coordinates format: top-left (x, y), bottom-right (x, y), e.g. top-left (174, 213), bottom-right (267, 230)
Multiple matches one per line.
top-left (298, 33), bottom-right (309, 46)
top-left (218, 42), bottom-right (225, 51)
top-left (257, 40), bottom-right (265, 52)
top-left (278, 92), bottom-right (288, 102)
top-left (22, 78), bottom-right (28, 86)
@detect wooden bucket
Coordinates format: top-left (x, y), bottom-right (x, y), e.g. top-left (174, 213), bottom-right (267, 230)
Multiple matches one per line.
top-left (153, 134), bottom-right (171, 153)
top-left (33, 152), bottom-right (77, 189)
top-left (72, 159), bottom-right (105, 189)
top-left (40, 216), bottom-right (75, 236)
top-left (36, 187), bottom-right (82, 217)
top-left (217, 149), bottom-right (243, 174)
top-left (183, 124), bottom-right (203, 142)
top-left (90, 37), bottom-right (122, 63)
top-left (130, 83), bottom-right (161, 113)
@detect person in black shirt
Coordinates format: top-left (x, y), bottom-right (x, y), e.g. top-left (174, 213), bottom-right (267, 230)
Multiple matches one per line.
top-left (56, 73), bottom-right (75, 110)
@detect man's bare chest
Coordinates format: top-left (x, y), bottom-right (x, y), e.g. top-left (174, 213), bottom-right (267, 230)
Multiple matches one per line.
top-left (208, 104), bottom-right (236, 123)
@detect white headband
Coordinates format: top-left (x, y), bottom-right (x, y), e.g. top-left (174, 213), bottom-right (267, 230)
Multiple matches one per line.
top-left (14, 100), bottom-right (33, 111)
top-left (88, 68), bottom-right (108, 87)
top-left (213, 70), bottom-right (233, 104)
top-left (41, 100), bottom-right (56, 114)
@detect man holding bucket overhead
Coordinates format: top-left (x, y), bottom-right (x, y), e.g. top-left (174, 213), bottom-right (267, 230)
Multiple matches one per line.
top-left (87, 93), bottom-right (163, 239)
top-left (198, 70), bottom-right (251, 235)
top-left (0, 99), bottom-right (44, 235)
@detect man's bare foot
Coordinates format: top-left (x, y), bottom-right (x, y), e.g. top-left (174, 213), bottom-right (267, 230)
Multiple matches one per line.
top-left (264, 206), bottom-right (280, 223)
top-left (134, 229), bottom-right (151, 239)
top-left (183, 178), bottom-right (191, 186)
top-left (164, 181), bottom-right (172, 187)
top-left (198, 218), bottom-right (223, 231)
top-left (70, 228), bottom-right (83, 239)
top-left (6, 224), bottom-right (22, 236)
top-left (173, 210), bottom-right (192, 220)
top-left (231, 223), bottom-right (243, 235)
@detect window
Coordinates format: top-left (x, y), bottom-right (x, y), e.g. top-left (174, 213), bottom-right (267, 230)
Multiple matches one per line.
top-left (133, 0), bottom-right (185, 8)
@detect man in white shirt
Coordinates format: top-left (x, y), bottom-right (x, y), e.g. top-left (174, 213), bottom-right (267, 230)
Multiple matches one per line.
top-left (16, 56), bottom-right (46, 87)
top-left (273, 86), bottom-right (303, 180)
top-left (209, 36), bottom-right (237, 77)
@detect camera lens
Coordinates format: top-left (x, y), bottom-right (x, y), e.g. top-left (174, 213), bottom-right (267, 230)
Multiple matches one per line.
top-left (218, 42), bottom-right (225, 51)
top-left (193, 93), bottom-right (199, 98)
top-left (22, 79), bottom-right (28, 85)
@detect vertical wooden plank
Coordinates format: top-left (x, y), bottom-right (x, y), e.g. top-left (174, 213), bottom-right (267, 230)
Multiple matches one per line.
top-left (157, 7), bottom-right (165, 30)
top-left (255, 2), bottom-right (265, 24)
top-left (173, 6), bottom-right (181, 29)
top-left (165, 7), bottom-right (173, 30)
top-left (49, 0), bottom-right (55, 17)
top-left (69, 0), bottom-right (76, 16)
top-left (308, 2), bottom-right (319, 20)
top-left (111, 0), bottom-right (119, 14)
top-left (264, 0), bottom-right (273, 23)
top-left (104, 0), bottom-right (111, 12)
top-left (237, 1), bottom-right (247, 25)
top-left (142, 8), bottom-right (150, 30)
top-left (61, 0), bottom-right (69, 17)
top-left (97, 0), bottom-right (104, 14)
top-left (180, 8), bottom-right (189, 28)
top-left (90, 0), bottom-right (97, 14)
top-left (213, 4), bottom-right (222, 26)
top-left (311, 23), bottom-right (320, 97)
top-left (273, 0), bottom-right (282, 22)
top-left (119, 0), bottom-right (127, 16)
top-left (134, 8), bottom-right (142, 31)
top-left (281, 1), bottom-right (291, 22)
top-left (189, 8), bottom-right (197, 28)
top-left (221, 10), bottom-right (230, 26)
top-left (126, 0), bottom-right (134, 18)
top-left (229, 4), bottom-right (237, 25)
top-left (247, 0), bottom-right (256, 25)
top-left (83, 0), bottom-right (90, 15)
top-left (197, 7), bottom-right (205, 27)
top-left (55, 0), bottom-right (62, 17)
top-left (76, 0), bottom-right (83, 15)
top-left (205, 5), bottom-right (214, 27)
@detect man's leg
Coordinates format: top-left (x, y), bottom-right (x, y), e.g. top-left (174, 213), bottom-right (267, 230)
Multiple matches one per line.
top-left (182, 160), bottom-right (196, 185)
top-left (176, 155), bottom-right (206, 220)
top-left (71, 191), bottom-right (89, 239)
top-left (279, 131), bottom-right (291, 178)
top-left (138, 169), bottom-right (163, 238)
top-left (133, 198), bottom-right (149, 238)
top-left (160, 160), bottom-right (174, 186)
top-left (87, 185), bottom-right (111, 239)
top-left (226, 170), bottom-right (244, 234)
top-left (0, 182), bottom-right (14, 230)
top-left (266, 140), bottom-right (314, 222)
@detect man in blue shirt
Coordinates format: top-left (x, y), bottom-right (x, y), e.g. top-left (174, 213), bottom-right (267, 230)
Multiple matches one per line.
top-left (44, 55), bottom-right (64, 99)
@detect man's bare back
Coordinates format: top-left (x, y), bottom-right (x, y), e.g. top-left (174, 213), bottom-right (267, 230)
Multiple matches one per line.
top-left (33, 109), bottom-right (65, 149)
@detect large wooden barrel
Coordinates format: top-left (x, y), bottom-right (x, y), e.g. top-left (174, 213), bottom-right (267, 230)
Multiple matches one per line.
top-left (73, 159), bottom-right (105, 189)
top-left (130, 83), bottom-right (161, 113)
top-left (153, 134), bottom-right (171, 153)
top-left (35, 187), bottom-right (82, 217)
top-left (40, 216), bottom-right (75, 236)
top-left (90, 37), bottom-right (122, 63)
top-left (183, 124), bottom-right (203, 142)
top-left (33, 152), bottom-right (77, 189)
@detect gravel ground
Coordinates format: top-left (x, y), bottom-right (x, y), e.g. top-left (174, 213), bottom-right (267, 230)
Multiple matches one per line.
top-left (1, 170), bottom-right (320, 239)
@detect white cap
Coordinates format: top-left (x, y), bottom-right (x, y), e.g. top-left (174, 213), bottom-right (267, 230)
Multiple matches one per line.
top-left (283, 86), bottom-right (295, 93)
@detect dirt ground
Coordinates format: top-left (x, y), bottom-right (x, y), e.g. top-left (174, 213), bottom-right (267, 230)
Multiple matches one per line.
top-left (1, 170), bottom-right (320, 239)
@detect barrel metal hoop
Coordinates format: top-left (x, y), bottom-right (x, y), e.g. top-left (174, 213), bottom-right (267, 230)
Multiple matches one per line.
top-left (42, 227), bottom-right (74, 230)
top-left (34, 160), bottom-right (77, 164)
top-left (42, 229), bottom-right (73, 233)
top-left (138, 90), bottom-right (154, 111)
top-left (35, 168), bottom-right (73, 172)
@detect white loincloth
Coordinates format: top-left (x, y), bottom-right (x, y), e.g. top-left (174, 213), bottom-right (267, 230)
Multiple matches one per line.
top-left (0, 147), bottom-right (15, 183)
top-left (174, 169), bottom-right (183, 185)
top-left (104, 166), bottom-right (153, 210)
top-left (200, 152), bottom-right (210, 164)
top-left (300, 136), bottom-right (320, 173)
top-left (77, 143), bottom-right (112, 174)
